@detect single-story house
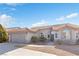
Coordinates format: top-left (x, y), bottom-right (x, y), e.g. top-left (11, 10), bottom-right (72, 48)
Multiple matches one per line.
top-left (7, 23), bottom-right (79, 44)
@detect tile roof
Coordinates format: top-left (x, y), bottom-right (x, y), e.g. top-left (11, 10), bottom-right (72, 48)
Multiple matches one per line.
top-left (7, 28), bottom-right (30, 33)
top-left (52, 23), bottom-right (79, 30)
top-left (7, 23), bottom-right (79, 33)
top-left (31, 23), bottom-right (79, 31)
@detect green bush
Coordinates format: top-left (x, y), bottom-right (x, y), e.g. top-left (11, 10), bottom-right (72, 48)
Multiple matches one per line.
top-left (56, 40), bottom-right (63, 45)
top-left (0, 24), bottom-right (8, 43)
top-left (39, 35), bottom-right (47, 42)
top-left (31, 36), bottom-right (39, 43)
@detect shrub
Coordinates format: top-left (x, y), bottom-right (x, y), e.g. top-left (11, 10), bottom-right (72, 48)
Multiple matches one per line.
top-left (0, 24), bottom-right (8, 43)
top-left (31, 34), bottom-right (47, 43)
top-left (31, 36), bottom-right (39, 43)
top-left (56, 40), bottom-right (63, 45)
top-left (39, 35), bottom-right (47, 42)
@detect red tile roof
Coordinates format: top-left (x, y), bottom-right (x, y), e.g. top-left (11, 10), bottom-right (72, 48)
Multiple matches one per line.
top-left (7, 23), bottom-right (79, 33)
top-left (7, 28), bottom-right (30, 33)
top-left (52, 23), bottom-right (79, 31)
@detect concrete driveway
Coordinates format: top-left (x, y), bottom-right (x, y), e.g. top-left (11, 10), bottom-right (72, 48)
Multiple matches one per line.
top-left (1, 48), bottom-right (56, 56)
top-left (0, 43), bottom-right (56, 56)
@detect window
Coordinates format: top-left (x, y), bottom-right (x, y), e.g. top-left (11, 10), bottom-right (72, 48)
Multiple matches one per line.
top-left (76, 35), bottom-right (78, 38)
top-left (48, 34), bottom-right (50, 38)
top-left (76, 32), bottom-right (79, 38)
top-left (40, 33), bottom-right (44, 37)
top-left (63, 32), bottom-right (66, 39)
top-left (55, 33), bottom-right (58, 38)
top-left (41, 33), bottom-right (43, 35)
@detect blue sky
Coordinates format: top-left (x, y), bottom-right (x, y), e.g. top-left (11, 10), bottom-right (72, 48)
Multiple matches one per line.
top-left (0, 3), bottom-right (79, 28)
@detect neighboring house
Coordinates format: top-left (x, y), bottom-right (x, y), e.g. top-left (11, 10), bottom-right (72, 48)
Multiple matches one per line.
top-left (7, 23), bottom-right (79, 44)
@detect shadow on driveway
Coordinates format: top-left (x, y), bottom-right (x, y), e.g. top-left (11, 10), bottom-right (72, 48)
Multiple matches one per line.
top-left (0, 43), bottom-right (26, 55)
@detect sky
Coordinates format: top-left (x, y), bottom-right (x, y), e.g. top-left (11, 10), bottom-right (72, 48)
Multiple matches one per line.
top-left (0, 3), bottom-right (79, 28)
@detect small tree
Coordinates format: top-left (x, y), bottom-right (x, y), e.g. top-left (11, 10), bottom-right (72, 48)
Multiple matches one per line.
top-left (39, 34), bottom-right (47, 42)
top-left (0, 24), bottom-right (8, 43)
top-left (31, 36), bottom-right (39, 43)
top-left (56, 40), bottom-right (63, 45)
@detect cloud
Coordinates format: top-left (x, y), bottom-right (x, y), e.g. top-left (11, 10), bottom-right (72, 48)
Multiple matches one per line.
top-left (5, 3), bottom-right (19, 6)
top-left (5, 3), bottom-right (23, 7)
top-left (66, 13), bottom-right (78, 18)
top-left (56, 13), bottom-right (79, 21)
top-left (0, 14), bottom-right (15, 27)
top-left (3, 7), bottom-right (16, 12)
top-left (11, 8), bottom-right (16, 11)
top-left (56, 16), bottom-right (65, 21)
top-left (31, 20), bottom-right (49, 27)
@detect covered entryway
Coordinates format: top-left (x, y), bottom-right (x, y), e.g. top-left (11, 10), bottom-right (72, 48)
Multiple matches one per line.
top-left (62, 29), bottom-right (71, 40)
top-left (50, 34), bottom-right (54, 42)
top-left (61, 28), bottom-right (72, 44)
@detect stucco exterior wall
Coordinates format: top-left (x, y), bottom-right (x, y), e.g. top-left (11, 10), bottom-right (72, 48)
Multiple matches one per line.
top-left (51, 28), bottom-right (78, 44)
top-left (51, 31), bottom-right (61, 41)
top-left (37, 29), bottom-right (51, 39)
top-left (26, 32), bottom-right (36, 43)
top-left (70, 30), bottom-right (76, 44)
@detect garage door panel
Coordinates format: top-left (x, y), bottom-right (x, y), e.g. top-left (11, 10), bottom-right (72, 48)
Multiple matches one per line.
top-left (10, 33), bottom-right (27, 43)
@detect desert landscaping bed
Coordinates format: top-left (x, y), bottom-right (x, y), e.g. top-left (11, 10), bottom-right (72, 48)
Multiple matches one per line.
top-left (16, 44), bottom-right (79, 56)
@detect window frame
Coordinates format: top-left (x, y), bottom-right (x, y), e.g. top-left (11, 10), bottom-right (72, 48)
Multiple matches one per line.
top-left (76, 32), bottom-right (79, 38)
top-left (55, 33), bottom-right (58, 38)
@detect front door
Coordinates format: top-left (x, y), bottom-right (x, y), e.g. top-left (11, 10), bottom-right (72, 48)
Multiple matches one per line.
top-left (63, 29), bottom-right (71, 40)
top-left (66, 32), bottom-right (70, 40)
top-left (50, 34), bottom-right (54, 42)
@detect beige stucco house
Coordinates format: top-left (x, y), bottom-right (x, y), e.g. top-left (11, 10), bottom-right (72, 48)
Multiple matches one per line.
top-left (7, 23), bottom-right (79, 44)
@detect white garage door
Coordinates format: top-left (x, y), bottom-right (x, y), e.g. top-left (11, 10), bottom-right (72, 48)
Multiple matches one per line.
top-left (10, 33), bottom-right (27, 43)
